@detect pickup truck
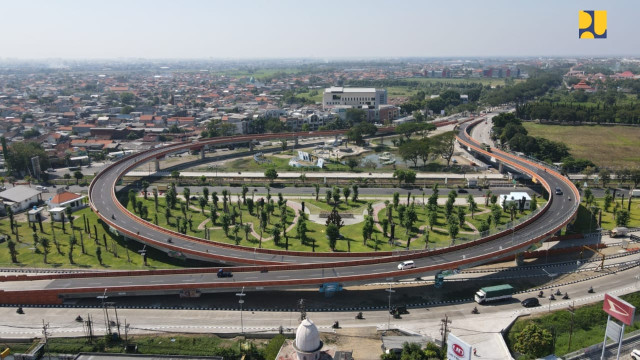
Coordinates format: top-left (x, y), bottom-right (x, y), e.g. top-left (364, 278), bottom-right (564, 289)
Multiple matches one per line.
top-left (217, 268), bottom-right (233, 278)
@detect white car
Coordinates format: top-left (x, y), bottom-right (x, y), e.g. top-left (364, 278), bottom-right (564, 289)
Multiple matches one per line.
top-left (397, 261), bottom-right (415, 270)
top-left (631, 349), bottom-right (640, 360)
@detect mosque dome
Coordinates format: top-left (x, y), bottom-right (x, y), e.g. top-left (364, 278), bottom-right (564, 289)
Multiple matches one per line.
top-left (294, 318), bottom-right (323, 354)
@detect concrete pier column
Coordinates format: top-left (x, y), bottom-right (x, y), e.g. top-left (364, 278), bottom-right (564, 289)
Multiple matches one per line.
top-left (200, 148), bottom-right (205, 160)
top-left (498, 161), bottom-right (504, 173)
top-left (154, 158), bottom-right (160, 172)
top-left (294, 136), bottom-right (299, 147)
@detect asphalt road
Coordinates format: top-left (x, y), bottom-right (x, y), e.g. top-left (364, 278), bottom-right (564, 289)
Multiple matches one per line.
top-left (11, 119), bottom-right (572, 296)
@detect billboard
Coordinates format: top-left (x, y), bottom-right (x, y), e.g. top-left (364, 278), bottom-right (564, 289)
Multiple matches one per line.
top-left (447, 333), bottom-right (471, 360)
top-left (603, 293), bottom-right (636, 326)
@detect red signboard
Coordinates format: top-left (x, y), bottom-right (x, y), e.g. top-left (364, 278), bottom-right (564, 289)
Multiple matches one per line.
top-left (603, 293), bottom-right (636, 326)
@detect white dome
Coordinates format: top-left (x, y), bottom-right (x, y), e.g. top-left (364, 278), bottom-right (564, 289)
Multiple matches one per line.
top-left (294, 318), bottom-right (322, 353)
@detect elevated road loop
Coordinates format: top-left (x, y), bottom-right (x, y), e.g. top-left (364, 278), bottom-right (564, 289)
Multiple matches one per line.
top-left (0, 119), bottom-right (581, 304)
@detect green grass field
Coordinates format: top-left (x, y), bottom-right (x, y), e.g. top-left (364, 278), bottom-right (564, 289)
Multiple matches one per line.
top-left (522, 123), bottom-right (640, 168)
top-left (0, 207), bottom-right (184, 269)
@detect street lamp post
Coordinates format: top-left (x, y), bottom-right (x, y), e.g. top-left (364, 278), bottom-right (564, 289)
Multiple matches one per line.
top-left (236, 287), bottom-right (246, 334)
top-left (385, 284), bottom-right (395, 331)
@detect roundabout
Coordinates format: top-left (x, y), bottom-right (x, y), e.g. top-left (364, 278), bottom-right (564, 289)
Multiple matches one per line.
top-left (0, 119), bottom-right (582, 304)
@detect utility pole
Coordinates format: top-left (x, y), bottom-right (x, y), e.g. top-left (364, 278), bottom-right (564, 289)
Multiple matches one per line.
top-left (236, 287), bottom-right (246, 334)
top-left (386, 284), bottom-right (395, 331)
top-left (567, 302), bottom-right (575, 352)
top-left (97, 289), bottom-right (111, 336)
top-left (440, 314), bottom-right (451, 349)
top-left (42, 320), bottom-right (51, 360)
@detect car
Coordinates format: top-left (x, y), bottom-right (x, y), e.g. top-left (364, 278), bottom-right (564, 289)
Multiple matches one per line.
top-left (631, 349), bottom-right (640, 360)
top-left (46, 168), bottom-right (56, 172)
top-left (521, 298), bottom-right (540, 308)
top-left (35, 186), bottom-right (48, 192)
top-left (397, 260), bottom-right (415, 270)
top-left (555, 187), bottom-right (563, 195)
top-left (457, 188), bottom-right (468, 193)
top-left (452, 159), bottom-right (458, 164)
top-left (217, 268), bottom-right (233, 278)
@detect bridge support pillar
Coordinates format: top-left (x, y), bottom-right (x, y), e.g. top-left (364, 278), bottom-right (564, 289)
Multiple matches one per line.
top-left (294, 136), bottom-right (299, 147)
top-left (154, 158), bottom-right (160, 172)
top-left (498, 161), bottom-right (504, 173)
top-left (200, 149), bottom-right (205, 160)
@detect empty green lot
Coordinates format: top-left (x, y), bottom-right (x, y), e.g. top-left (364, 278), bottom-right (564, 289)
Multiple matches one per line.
top-left (522, 123), bottom-right (640, 168)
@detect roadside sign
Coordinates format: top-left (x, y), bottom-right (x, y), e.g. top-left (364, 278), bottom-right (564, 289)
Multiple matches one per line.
top-left (603, 293), bottom-right (636, 326)
top-left (447, 333), bottom-right (471, 360)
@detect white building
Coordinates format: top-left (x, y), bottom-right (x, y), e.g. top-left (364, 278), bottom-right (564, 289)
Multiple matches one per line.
top-left (499, 191), bottom-right (532, 210)
top-left (0, 186), bottom-right (42, 213)
top-left (322, 87), bottom-right (387, 110)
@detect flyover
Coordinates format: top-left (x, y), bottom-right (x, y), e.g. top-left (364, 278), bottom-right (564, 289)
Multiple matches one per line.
top-left (0, 118), bottom-right (581, 304)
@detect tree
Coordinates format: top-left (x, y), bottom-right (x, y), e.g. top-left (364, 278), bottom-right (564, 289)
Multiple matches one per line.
top-left (427, 210), bottom-right (437, 231)
top-left (152, 188), bottom-right (159, 210)
top-left (325, 207), bottom-right (344, 229)
top-left (399, 141), bottom-right (421, 167)
top-left (433, 131), bottom-right (456, 167)
top-left (530, 194), bottom-right (538, 211)
top-left (342, 187), bottom-right (351, 205)
top-left (264, 168), bottom-right (278, 183)
top-left (325, 190), bottom-right (332, 204)
top-left (616, 209), bottom-right (630, 227)
top-left (404, 206), bottom-right (418, 236)
top-left (221, 213), bottom-right (230, 237)
top-left (513, 323), bottom-right (553, 358)
top-left (6, 141), bottom-right (50, 175)
top-left (351, 184), bottom-right (359, 203)
top-left (141, 180), bottom-right (149, 200)
top-left (467, 194), bottom-right (477, 218)
top-left (457, 207), bottom-right (466, 226)
top-left (326, 223), bottom-right (340, 251)
top-left (346, 158), bottom-right (359, 171)
top-left (296, 216), bottom-right (308, 243)
top-left (491, 205), bottom-right (502, 227)
top-left (393, 169), bottom-right (406, 186)
top-left (7, 240), bottom-right (18, 263)
top-left (271, 223), bottom-right (281, 245)
top-left (233, 223), bottom-right (242, 245)
top-left (241, 185), bottom-right (249, 204)
top-left (447, 215), bottom-right (459, 240)
top-left (198, 196), bottom-right (207, 214)
top-left (171, 170), bottom-right (180, 181)
top-left (630, 169), bottom-right (640, 189)
top-left (73, 170), bottom-right (84, 185)
top-left (183, 187), bottom-right (191, 209)
top-left (314, 184), bottom-right (320, 201)
top-left (393, 192), bottom-right (400, 209)
top-left (96, 246), bottom-right (103, 265)
top-left (332, 186), bottom-right (341, 204)
top-left (599, 169), bottom-right (611, 188)
top-left (68, 236), bottom-right (76, 264)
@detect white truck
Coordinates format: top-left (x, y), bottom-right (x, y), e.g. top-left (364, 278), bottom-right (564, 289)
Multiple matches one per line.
top-left (610, 227), bottom-right (628, 238)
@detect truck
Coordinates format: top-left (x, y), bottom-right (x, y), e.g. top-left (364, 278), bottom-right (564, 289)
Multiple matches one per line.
top-left (474, 284), bottom-right (514, 304)
top-left (217, 268), bottom-right (233, 278)
top-left (610, 227), bottom-right (628, 238)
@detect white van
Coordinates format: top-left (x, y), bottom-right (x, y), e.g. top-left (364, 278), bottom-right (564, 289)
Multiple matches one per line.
top-left (398, 261), bottom-right (415, 270)
top-left (36, 186), bottom-right (48, 192)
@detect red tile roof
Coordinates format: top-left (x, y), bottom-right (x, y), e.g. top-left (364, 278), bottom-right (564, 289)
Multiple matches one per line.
top-left (51, 191), bottom-right (83, 205)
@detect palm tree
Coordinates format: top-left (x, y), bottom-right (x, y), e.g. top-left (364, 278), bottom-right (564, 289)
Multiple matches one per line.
top-left (233, 224), bottom-right (241, 245)
top-left (243, 224), bottom-right (251, 241)
top-left (141, 180), bottom-right (150, 199)
top-left (40, 237), bottom-right (51, 263)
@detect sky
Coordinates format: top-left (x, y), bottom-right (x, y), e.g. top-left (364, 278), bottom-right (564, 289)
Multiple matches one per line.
top-left (1, 0), bottom-right (637, 59)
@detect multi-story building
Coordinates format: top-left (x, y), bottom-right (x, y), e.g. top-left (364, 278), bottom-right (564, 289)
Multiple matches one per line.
top-left (322, 87), bottom-right (387, 110)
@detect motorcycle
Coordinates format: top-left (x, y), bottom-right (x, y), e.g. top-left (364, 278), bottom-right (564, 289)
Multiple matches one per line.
top-left (549, 294), bottom-right (556, 301)
top-left (555, 289), bottom-right (562, 296)
top-left (471, 307), bottom-right (479, 314)
top-left (538, 291), bottom-right (544, 298)
top-left (588, 287), bottom-right (594, 293)
top-left (332, 321), bottom-right (340, 329)
top-left (355, 312), bottom-right (364, 320)
top-left (562, 292), bottom-right (570, 300)
top-left (16, 307), bottom-right (24, 314)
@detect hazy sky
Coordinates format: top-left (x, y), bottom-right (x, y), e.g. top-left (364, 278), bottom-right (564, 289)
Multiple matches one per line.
top-left (1, 0), bottom-right (637, 59)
